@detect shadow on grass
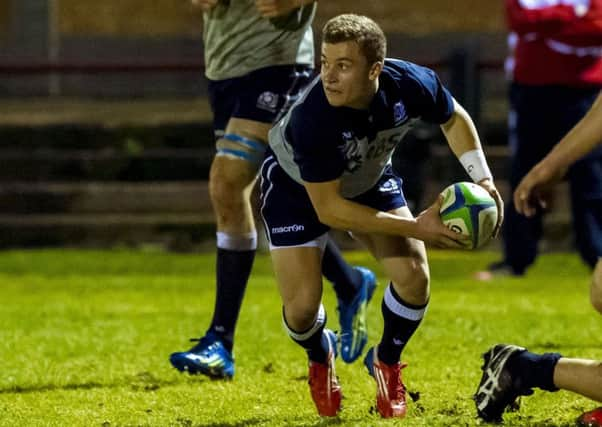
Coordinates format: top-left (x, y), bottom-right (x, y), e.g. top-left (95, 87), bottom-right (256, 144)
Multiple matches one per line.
top-left (193, 419), bottom-right (266, 427)
top-left (309, 417), bottom-right (347, 426)
top-left (191, 413), bottom-right (351, 427)
top-left (530, 342), bottom-right (602, 351)
top-left (0, 371), bottom-right (185, 394)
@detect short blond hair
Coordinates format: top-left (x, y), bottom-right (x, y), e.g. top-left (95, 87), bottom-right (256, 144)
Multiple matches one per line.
top-left (322, 14), bottom-right (386, 65)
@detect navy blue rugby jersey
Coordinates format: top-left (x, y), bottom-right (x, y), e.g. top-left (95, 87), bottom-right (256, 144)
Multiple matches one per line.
top-left (268, 58), bottom-right (454, 198)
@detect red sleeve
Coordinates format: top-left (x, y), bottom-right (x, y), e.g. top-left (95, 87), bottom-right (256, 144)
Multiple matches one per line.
top-left (505, 0), bottom-right (578, 36)
top-left (505, 0), bottom-right (602, 39)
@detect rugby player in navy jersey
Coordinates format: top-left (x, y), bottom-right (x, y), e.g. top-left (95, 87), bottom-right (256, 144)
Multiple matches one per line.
top-left (169, 0), bottom-right (377, 380)
top-left (260, 14), bottom-right (503, 418)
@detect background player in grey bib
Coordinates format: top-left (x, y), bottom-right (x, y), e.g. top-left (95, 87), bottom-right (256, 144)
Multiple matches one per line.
top-left (203, 0), bottom-right (315, 80)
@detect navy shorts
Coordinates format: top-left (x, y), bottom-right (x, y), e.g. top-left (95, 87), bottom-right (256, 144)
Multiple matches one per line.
top-left (207, 65), bottom-right (314, 139)
top-left (260, 154), bottom-right (407, 247)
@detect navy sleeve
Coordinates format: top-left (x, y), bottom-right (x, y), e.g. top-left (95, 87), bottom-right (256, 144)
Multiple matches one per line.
top-left (397, 63), bottom-right (455, 124)
top-left (287, 102), bottom-right (347, 183)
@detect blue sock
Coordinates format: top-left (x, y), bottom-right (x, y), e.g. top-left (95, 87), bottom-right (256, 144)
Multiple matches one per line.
top-left (322, 238), bottom-right (362, 303)
top-left (283, 305), bottom-right (329, 363)
top-left (378, 283), bottom-right (427, 365)
top-left (208, 232), bottom-right (257, 352)
top-left (508, 350), bottom-right (562, 392)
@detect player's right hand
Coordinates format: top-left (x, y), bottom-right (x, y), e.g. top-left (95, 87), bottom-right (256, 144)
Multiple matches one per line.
top-left (191, 0), bottom-right (220, 12)
top-left (414, 196), bottom-right (470, 249)
top-left (477, 178), bottom-right (504, 238)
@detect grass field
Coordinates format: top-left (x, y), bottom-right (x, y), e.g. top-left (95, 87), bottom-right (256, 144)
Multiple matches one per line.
top-left (0, 249), bottom-right (599, 426)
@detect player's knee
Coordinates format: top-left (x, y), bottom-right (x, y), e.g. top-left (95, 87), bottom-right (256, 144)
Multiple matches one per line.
top-left (283, 304), bottom-right (323, 336)
top-left (209, 176), bottom-right (237, 203)
top-left (390, 257), bottom-right (430, 303)
top-left (209, 160), bottom-right (246, 194)
top-left (401, 257), bottom-right (430, 287)
top-left (209, 171), bottom-right (248, 213)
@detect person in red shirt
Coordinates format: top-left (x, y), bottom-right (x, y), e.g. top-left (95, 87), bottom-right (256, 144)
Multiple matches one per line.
top-left (478, 0), bottom-right (602, 279)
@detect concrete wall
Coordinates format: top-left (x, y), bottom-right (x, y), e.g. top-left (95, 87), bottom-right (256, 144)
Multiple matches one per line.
top-left (0, 1), bottom-right (10, 42)
top-left (0, 1), bottom-right (508, 99)
top-left (58, 0), bottom-right (201, 36)
top-left (54, 0), bottom-right (505, 36)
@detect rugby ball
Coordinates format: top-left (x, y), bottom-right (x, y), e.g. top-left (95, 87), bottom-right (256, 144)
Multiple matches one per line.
top-left (439, 182), bottom-right (497, 249)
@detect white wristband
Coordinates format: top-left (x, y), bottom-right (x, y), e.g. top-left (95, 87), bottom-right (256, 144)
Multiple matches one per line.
top-left (459, 149), bottom-right (493, 183)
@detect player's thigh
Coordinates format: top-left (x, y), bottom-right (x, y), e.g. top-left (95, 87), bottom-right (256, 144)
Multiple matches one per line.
top-left (225, 117), bottom-right (273, 142)
top-left (270, 245), bottom-right (324, 320)
top-left (209, 118), bottom-right (271, 193)
top-left (354, 206), bottom-right (429, 287)
top-left (260, 155), bottom-right (331, 248)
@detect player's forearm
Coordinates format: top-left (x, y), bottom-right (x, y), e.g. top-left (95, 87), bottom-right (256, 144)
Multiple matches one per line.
top-left (441, 100), bottom-right (493, 183)
top-left (441, 99), bottom-right (483, 157)
top-left (315, 198), bottom-right (419, 238)
top-left (543, 93), bottom-right (602, 170)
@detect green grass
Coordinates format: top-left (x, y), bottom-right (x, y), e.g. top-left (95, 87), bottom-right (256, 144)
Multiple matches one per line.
top-left (0, 249), bottom-right (599, 426)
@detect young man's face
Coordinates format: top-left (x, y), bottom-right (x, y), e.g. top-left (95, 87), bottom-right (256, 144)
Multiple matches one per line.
top-left (320, 40), bottom-right (380, 109)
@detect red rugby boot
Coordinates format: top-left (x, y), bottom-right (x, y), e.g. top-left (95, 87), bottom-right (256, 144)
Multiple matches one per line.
top-left (364, 346), bottom-right (407, 418)
top-left (577, 407), bottom-right (602, 427)
top-left (308, 329), bottom-right (341, 417)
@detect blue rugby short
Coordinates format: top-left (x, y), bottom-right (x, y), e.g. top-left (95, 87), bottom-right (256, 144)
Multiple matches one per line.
top-left (260, 153), bottom-right (407, 247)
top-left (207, 65), bottom-right (314, 139)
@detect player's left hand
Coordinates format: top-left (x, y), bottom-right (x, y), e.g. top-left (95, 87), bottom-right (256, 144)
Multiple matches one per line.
top-left (254, 0), bottom-right (301, 17)
top-left (477, 178), bottom-right (504, 238)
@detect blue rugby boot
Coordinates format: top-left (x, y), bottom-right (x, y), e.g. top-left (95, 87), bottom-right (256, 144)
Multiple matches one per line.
top-left (169, 332), bottom-right (234, 379)
top-left (337, 266), bottom-right (377, 363)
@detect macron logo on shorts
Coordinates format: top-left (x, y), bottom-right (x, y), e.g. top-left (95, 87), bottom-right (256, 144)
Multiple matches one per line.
top-left (272, 224), bottom-right (305, 234)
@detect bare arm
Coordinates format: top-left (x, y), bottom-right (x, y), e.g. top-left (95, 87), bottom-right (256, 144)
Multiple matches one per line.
top-left (514, 92), bottom-right (602, 217)
top-left (537, 92), bottom-right (602, 171)
top-left (440, 98), bottom-right (483, 158)
top-left (440, 98), bottom-right (504, 235)
top-left (304, 179), bottom-right (467, 248)
top-left (254, 0), bottom-right (314, 17)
